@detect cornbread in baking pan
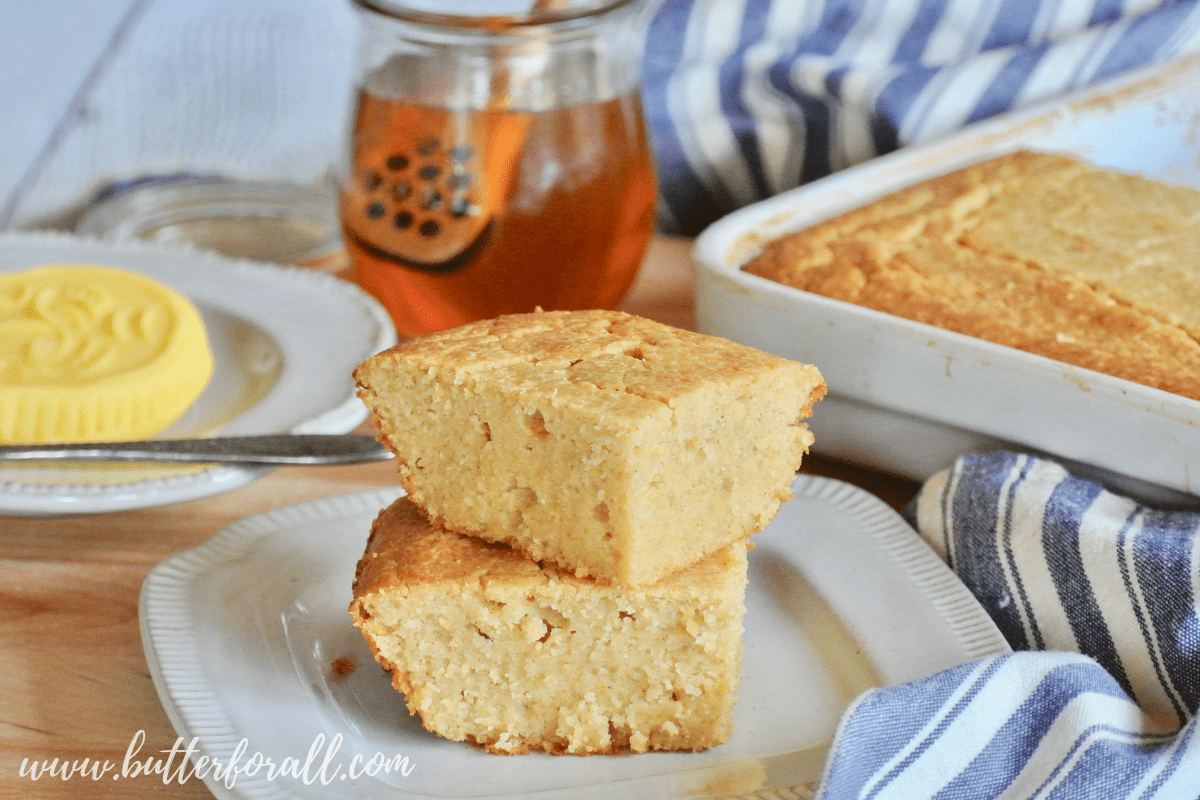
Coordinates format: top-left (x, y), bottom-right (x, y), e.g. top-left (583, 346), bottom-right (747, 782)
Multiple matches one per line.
top-left (743, 149), bottom-right (1200, 402)
top-left (354, 309), bottom-right (824, 585)
top-left (349, 496), bottom-right (747, 755)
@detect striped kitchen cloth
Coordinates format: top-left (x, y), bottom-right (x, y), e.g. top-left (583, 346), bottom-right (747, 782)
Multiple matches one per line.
top-left (644, 0), bottom-right (1200, 235)
top-left (816, 452), bottom-right (1200, 798)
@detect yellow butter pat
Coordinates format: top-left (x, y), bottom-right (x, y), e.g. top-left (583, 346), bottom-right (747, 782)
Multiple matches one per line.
top-left (0, 263), bottom-right (214, 443)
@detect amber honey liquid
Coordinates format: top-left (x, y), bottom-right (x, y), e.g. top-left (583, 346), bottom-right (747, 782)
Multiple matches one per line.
top-left (340, 88), bottom-right (657, 337)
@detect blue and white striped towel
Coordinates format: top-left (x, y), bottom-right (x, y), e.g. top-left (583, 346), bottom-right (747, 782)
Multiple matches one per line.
top-left (817, 452), bottom-right (1200, 798)
top-left (644, 0), bottom-right (1200, 235)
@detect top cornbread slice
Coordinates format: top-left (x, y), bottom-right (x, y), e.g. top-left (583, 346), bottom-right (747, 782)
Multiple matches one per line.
top-left (354, 309), bottom-right (824, 585)
top-left (743, 149), bottom-right (1200, 402)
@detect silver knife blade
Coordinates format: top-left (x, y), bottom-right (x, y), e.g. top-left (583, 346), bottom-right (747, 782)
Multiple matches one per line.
top-left (0, 434), bottom-right (394, 466)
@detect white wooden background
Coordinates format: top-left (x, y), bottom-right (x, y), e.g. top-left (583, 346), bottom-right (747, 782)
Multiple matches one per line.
top-left (0, 0), bottom-right (363, 232)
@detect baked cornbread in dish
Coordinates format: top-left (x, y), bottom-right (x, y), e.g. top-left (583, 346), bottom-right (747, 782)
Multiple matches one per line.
top-left (0, 264), bottom-right (213, 443)
top-left (354, 309), bottom-right (825, 585)
top-left (743, 149), bottom-right (1200, 403)
top-left (349, 495), bottom-right (748, 755)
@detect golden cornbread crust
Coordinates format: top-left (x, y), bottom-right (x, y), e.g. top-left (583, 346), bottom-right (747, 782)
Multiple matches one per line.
top-left (354, 309), bottom-right (825, 585)
top-left (743, 150), bottom-right (1200, 402)
top-left (349, 496), bottom-right (748, 756)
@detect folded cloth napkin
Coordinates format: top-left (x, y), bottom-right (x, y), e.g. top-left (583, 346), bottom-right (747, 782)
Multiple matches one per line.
top-left (816, 451), bottom-right (1200, 799)
top-left (645, 0), bottom-right (1200, 235)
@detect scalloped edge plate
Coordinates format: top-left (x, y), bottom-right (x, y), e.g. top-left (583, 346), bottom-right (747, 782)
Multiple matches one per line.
top-left (139, 474), bottom-right (1010, 800)
top-left (0, 232), bottom-right (396, 515)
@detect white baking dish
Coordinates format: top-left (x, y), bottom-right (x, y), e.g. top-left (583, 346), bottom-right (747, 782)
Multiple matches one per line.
top-left (694, 54), bottom-right (1200, 507)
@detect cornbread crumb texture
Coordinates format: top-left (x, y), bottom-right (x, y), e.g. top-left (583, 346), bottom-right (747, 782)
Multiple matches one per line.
top-left (354, 309), bottom-right (825, 585)
top-left (0, 263), bottom-right (213, 443)
top-left (743, 150), bottom-right (1200, 402)
top-left (350, 496), bottom-right (747, 755)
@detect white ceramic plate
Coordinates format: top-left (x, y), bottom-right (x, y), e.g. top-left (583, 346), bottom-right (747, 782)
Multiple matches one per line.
top-left (0, 232), bottom-right (396, 515)
top-left (140, 475), bottom-right (1010, 800)
top-left (694, 54), bottom-right (1200, 508)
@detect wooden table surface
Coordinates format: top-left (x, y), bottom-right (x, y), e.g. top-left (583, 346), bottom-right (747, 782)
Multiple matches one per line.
top-left (0, 235), bottom-right (920, 799)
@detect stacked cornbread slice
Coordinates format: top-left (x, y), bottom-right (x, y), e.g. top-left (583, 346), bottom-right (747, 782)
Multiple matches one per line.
top-left (350, 309), bottom-right (825, 755)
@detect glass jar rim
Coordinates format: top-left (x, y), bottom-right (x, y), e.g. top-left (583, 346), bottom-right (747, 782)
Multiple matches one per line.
top-left (350, 0), bottom-right (644, 30)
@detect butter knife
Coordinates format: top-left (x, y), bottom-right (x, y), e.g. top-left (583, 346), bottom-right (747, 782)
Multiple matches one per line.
top-left (0, 434), bottom-right (394, 466)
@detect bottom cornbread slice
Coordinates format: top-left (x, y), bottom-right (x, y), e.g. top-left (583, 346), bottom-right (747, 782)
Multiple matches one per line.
top-left (349, 496), bottom-right (748, 755)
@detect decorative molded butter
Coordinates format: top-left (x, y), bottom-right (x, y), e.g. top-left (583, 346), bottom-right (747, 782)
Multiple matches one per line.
top-left (0, 264), bottom-right (213, 443)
